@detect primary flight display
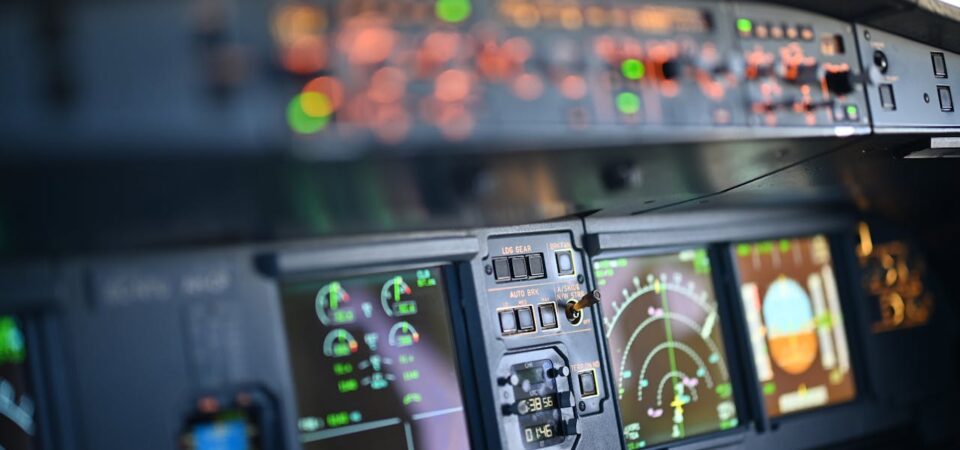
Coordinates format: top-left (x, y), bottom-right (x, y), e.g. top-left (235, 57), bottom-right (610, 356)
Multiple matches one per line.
top-left (733, 235), bottom-right (856, 417)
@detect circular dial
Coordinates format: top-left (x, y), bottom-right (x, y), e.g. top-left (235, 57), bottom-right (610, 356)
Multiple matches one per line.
top-left (381, 276), bottom-right (417, 317)
top-left (322, 328), bottom-right (359, 358)
top-left (388, 321), bottom-right (420, 347)
top-left (597, 252), bottom-right (736, 448)
top-left (315, 281), bottom-right (355, 326)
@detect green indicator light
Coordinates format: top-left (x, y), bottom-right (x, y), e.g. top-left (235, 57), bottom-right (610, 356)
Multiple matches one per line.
top-left (779, 239), bottom-right (791, 253)
top-left (287, 94), bottom-right (329, 134)
top-left (616, 92), bottom-right (641, 115)
top-left (398, 302), bottom-right (417, 315)
top-left (403, 393), bottom-right (423, 405)
top-left (757, 240), bottom-right (774, 254)
top-left (763, 381), bottom-right (777, 395)
top-left (846, 105), bottom-right (859, 117)
top-left (621, 59), bottom-right (646, 80)
top-left (403, 370), bottom-right (420, 381)
top-left (716, 382), bottom-right (733, 399)
top-left (736, 243), bottom-right (751, 257)
top-left (436, 0), bottom-right (471, 23)
top-left (326, 411), bottom-right (350, 428)
top-left (337, 378), bottom-right (359, 393)
top-left (737, 18), bottom-right (753, 34)
top-left (0, 316), bottom-right (25, 365)
top-left (720, 418), bottom-right (739, 430)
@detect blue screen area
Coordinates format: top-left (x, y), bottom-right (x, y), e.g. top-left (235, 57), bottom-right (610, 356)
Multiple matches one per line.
top-left (193, 418), bottom-right (249, 450)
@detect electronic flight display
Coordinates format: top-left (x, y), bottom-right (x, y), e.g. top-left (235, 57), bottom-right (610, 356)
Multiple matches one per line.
top-left (280, 267), bottom-right (470, 450)
top-left (733, 235), bottom-right (856, 417)
top-left (594, 250), bottom-right (738, 449)
top-left (0, 315), bottom-right (36, 450)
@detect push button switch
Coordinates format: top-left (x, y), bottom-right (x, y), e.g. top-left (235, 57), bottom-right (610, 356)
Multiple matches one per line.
top-left (493, 257), bottom-right (511, 281)
top-left (538, 303), bottom-right (559, 330)
top-left (516, 306), bottom-right (536, 332)
top-left (499, 309), bottom-right (517, 335)
top-left (939, 85), bottom-right (954, 112)
top-left (578, 370), bottom-right (598, 397)
top-left (510, 256), bottom-right (528, 280)
top-left (556, 250), bottom-right (575, 275)
top-left (879, 84), bottom-right (896, 110)
top-left (933, 52), bottom-right (948, 78)
top-left (527, 253), bottom-right (545, 278)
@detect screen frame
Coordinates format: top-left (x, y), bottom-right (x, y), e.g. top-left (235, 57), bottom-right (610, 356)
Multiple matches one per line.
top-left (275, 260), bottom-right (484, 450)
top-left (723, 232), bottom-right (869, 429)
top-left (588, 244), bottom-right (751, 450)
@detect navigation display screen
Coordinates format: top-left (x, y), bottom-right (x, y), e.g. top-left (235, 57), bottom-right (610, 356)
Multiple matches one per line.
top-left (281, 267), bottom-right (470, 450)
top-left (0, 315), bottom-right (37, 450)
top-left (733, 235), bottom-right (856, 417)
top-left (594, 250), bottom-right (738, 449)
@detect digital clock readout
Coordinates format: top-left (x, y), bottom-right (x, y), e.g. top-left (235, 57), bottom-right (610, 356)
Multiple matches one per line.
top-left (523, 423), bottom-right (556, 443)
top-left (517, 394), bottom-right (557, 415)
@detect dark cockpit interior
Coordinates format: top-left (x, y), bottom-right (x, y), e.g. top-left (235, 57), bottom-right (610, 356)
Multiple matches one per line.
top-left (2, 0), bottom-right (960, 449)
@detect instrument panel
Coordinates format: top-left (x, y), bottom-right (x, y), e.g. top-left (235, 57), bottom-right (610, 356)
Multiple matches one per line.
top-left (0, 208), bottom-right (954, 450)
top-left (0, 1), bottom-right (959, 449)
top-left (276, 0), bottom-right (876, 155)
top-left (2, 0), bottom-right (958, 159)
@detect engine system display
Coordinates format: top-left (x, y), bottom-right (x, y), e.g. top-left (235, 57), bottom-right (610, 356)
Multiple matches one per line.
top-left (0, 315), bottom-right (36, 450)
top-left (733, 235), bottom-right (856, 417)
top-left (281, 267), bottom-right (470, 449)
top-left (594, 250), bottom-right (738, 449)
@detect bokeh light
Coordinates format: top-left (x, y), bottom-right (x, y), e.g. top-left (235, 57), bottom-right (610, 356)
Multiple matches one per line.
top-left (616, 92), bottom-right (641, 115)
top-left (621, 58), bottom-right (646, 80)
top-left (287, 94), bottom-right (330, 134)
top-left (436, 0), bottom-right (472, 23)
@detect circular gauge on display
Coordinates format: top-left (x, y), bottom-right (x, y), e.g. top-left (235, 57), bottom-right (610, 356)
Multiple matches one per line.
top-left (315, 282), bottom-right (356, 326)
top-left (594, 250), bottom-right (737, 449)
top-left (381, 276), bottom-right (417, 317)
top-left (388, 321), bottom-right (420, 347)
top-left (322, 328), bottom-right (359, 358)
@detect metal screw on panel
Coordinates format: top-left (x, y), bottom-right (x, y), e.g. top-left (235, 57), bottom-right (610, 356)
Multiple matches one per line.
top-left (577, 274), bottom-right (584, 284)
top-left (864, 30), bottom-right (871, 40)
top-left (578, 401), bottom-right (586, 411)
top-left (485, 265), bottom-right (493, 275)
top-left (924, 93), bottom-right (931, 103)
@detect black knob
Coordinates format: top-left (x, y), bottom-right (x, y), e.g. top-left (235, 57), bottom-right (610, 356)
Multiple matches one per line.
top-left (498, 374), bottom-right (520, 386)
top-left (502, 403), bottom-right (516, 416)
top-left (825, 69), bottom-right (855, 95)
top-left (661, 59), bottom-right (681, 80)
top-left (547, 366), bottom-right (571, 378)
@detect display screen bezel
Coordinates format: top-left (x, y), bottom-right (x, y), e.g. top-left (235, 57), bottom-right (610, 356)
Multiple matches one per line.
top-left (277, 261), bottom-right (478, 450)
top-left (727, 233), bottom-right (862, 423)
top-left (588, 245), bottom-right (750, 450)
